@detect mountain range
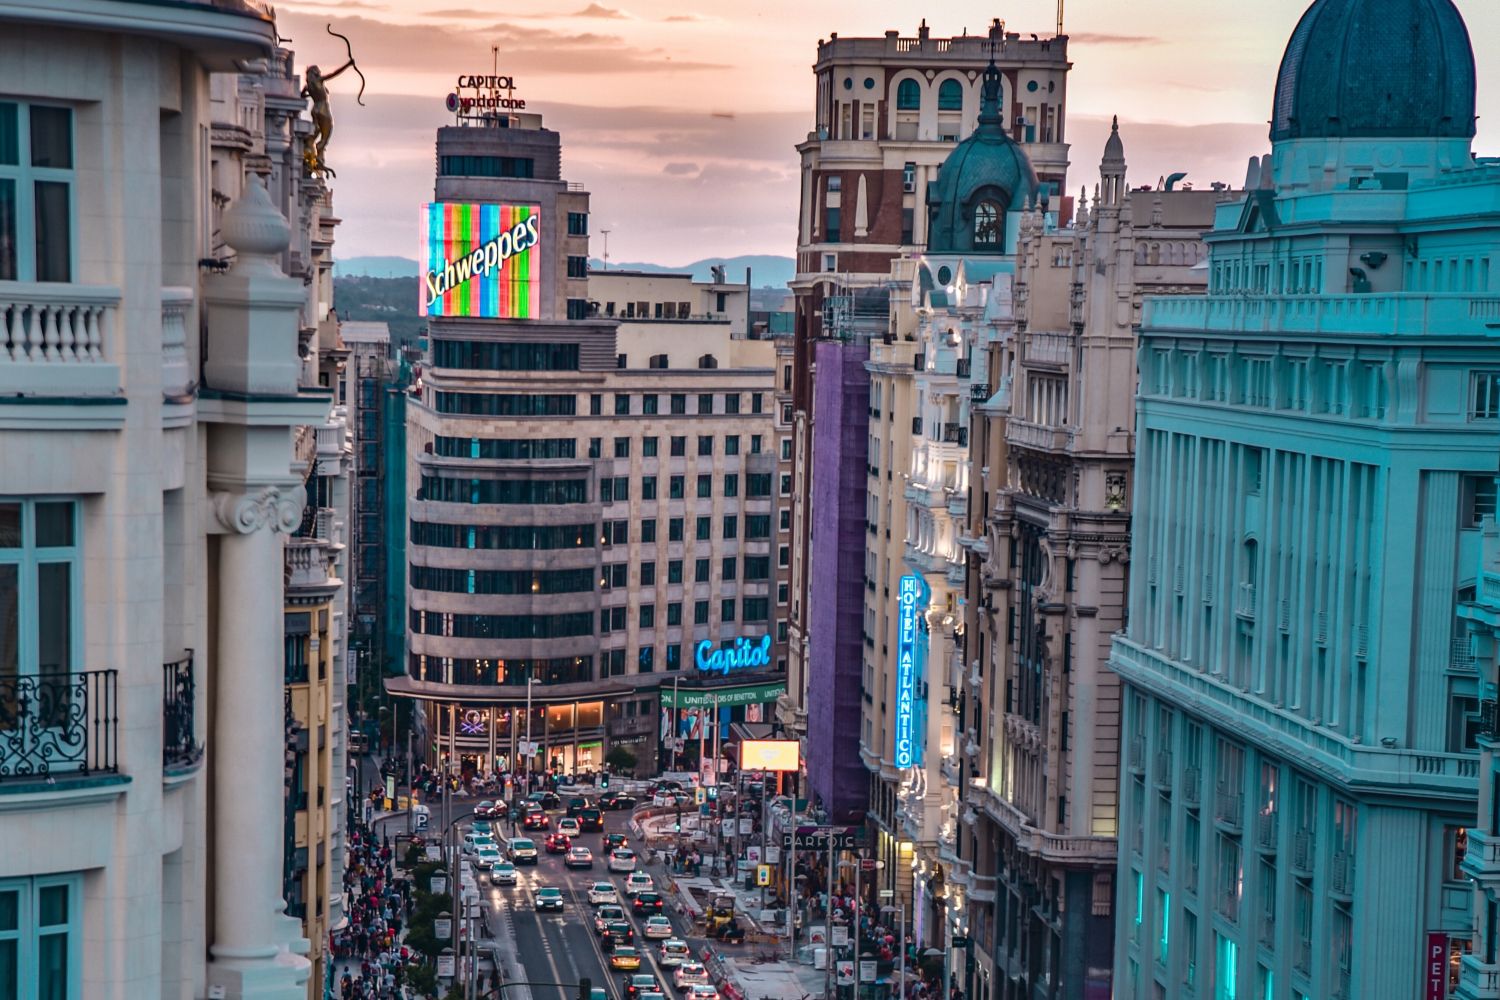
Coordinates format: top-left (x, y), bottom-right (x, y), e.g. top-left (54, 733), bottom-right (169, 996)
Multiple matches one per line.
top-left (336, 254), bottom-right (796, 289)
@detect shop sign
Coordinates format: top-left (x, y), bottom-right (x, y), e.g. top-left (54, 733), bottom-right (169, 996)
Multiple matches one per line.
top-left (436, 954), bottom-right (456, 978)
top-left (696, 635), bottom-right (772, 674)
top-left (420, 202), bottom-right (540, 319)
top-left (1426, 932), bottom-right (1449, 1000)
top-left (447, 74), bottom-right (527, 112)
top-left (662, 680), bottom-right (787, 709)
top-left (836, 961), bottom-right (854, 985)
top-left (894, 574), bottom-right (930, 769)
top-left (434, 916), bottom-right (451, 940)
top-left (860, 960), bottom-right (878, 981)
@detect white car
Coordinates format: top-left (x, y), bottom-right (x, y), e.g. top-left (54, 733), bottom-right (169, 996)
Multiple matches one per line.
top-left (474, 846), bottom-right (503, 871)
top-left (462, 833), bottom-right (496, 855)
top-left (658, 940), bottom-right (692, 968)
top-left (508, 837), bottom-right (539, 864)
top-left (608, 849), bottom-right (637, 873)
top-left (490, 862), bottom-right (517, 886)
top-left (643, 915), bottom-right (673, 940)
top-left (556, 817), bottom-right (582, 837)
top-left (595, 904), bottom-right (625, 933)
top-left (684, 985), bottom-right (719, 1000)
top-left (587, 882), bottom-right (619, 906)
top-left (623, 871), bottom-right (654, 897)
top-left (673, 962), bottom-right (710, 988)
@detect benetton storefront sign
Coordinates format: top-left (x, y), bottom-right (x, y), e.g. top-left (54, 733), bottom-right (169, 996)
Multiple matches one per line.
top-left (661, 680), bottom-right (786, 709)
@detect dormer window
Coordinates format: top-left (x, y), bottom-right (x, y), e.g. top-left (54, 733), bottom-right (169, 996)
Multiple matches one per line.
top-left (974, 202), bottom-right (1001, 248)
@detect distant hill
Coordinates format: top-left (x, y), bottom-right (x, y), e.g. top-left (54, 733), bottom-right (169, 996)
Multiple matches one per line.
top-left (333, 276), bottom-right (424, 347)
top-left (336, 254), bottom-right (796, 289)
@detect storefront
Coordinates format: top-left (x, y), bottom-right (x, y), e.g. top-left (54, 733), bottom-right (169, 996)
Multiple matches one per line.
top-left (657, 674), bottom-right (787, 771)
top-left (420, 697), bottom-right (606, 777)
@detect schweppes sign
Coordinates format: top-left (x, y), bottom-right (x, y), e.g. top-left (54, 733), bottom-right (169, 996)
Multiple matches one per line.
top-left (419, 202), bottom-right (541, 319)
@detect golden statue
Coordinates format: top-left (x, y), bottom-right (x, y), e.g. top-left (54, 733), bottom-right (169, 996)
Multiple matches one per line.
top-left (301, 25), bottom-right (365, 178)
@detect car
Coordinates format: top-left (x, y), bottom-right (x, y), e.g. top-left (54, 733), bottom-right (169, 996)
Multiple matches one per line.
top-left (604, 832), bottom-right (629, 852)
top-left (522, 809), bottom-right (550, 831)
top-left (589, 990), bottom-right (608, 1000)
top-left (684, 986), bottom-right (720, 1000)
top-left (673, 961), bottom-right (709, 987)
top-left (544, 833), bottom-right (571, 854)
top-left (566, 796), bottom-right (589, 818)
top-left (474, 799), bottom-right (497, 818)
top-left (462, 833), bottom-right (495, 855)
top-left (601, 921), bottom-right (635, 952)
top-left (538, 791), bottom-right (561, 810)
top-left (474, 846), bottom-right (503, 871)
top-left (658, 940), bottom-right (692, 967)
top-left (623, 974), bottom-right (661, 1000)
top-left (470, 819), bottom-right (494, 837)
top-left (642, 915), bottom-right (673, 939)
top-left (586, 881), bottom-right (618, 905)
top-left (632, 891), bottom-right (664, 915)
top-left (623, 872), bottom-right (654, 897)
top-left (489, 862), bottom-right (517, 886)
top-left (638, 993), bottom-right (667, 1000)
top-left (507, 838), bottom-right (538, 864)
top-left (579, 807), bottom-right (605, 832)
top-left (565, 846), bottom-right (594, 869)
top-left (556, 817), bottom-right (582, 837)
top-left (603, 793), bottom-right (638, 811)
top-left (534, 887), bottom-right (564, 912)
top-left (609, 947), bottom-right (641, 971)
top-left (594, 904), bottom-right (625, 933)
top-left (608, 849), bottom-right (638, 873)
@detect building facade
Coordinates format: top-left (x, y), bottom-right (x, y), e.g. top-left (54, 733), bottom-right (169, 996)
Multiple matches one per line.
top-left (786, 18), bottom-right (1072, 822)
top-left (1111, 1), bottom-right (1498, 997)
top-left (0, 2), bottom-right (332, 997)
top-left (389, 115), bottom-right (784, 780)
top-left (342, 320), bottom-right (394, 681)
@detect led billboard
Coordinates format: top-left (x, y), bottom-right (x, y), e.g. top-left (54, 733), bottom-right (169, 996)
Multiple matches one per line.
top-left (420, 202), bottom-right (541, 319)
top-left (739, 739), bottom-right (800, 772)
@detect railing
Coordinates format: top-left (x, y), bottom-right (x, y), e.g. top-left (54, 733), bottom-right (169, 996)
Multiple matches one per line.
top-left (1183, 765), bottom-right (1201, 806)
top-left (1292, 830), bottom-right (1314, 873)
top-left (0, 669), bottom-right (118, 782)
top-left (163, 652), bottom-right (203, 769)
top-left (0, 283), bottom-right (121, 396)
top-left (1329, 850), bottom-right (1353, 897)
top-left (970, 382), bottom-right (990, 402)
top-left (1256, 811), bottom-right (1277, 852)
top-left (1024, 331), bottom-right (1072, 366)
top-left (1215, 789), bottom-right (1242, 830)
top-left (1006, 417), bottom-right (1071, 453)
top-left (1143, 292), bottom-right (1500, 338)
top-left (1235, 582), bottom-right (1256, 619)
top-left (1154, 750), bottom-right (1173, 787)
top-left (161, 286), bottom-right (193, 398)
top-left (1127, 735), bottom-right (1145, 772)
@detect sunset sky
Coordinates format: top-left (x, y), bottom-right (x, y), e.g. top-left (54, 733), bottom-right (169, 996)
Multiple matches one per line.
top-left (279, 0), bottom-right (1500, 267)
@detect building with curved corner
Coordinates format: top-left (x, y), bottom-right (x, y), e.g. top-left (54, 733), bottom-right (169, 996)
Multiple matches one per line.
top-left (1110, 0), bottom-right (1499, 996)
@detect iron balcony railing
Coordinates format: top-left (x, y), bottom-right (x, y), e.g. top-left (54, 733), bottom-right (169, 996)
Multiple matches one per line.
top-left (163, 652), bottom-right (203, 769)
top-left (0, 669), bottom-right (118, 782)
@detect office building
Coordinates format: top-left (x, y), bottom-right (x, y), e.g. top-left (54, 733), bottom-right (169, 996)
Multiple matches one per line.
top-left (0, 2), bottom-right (331, 997)
top-left (1110, 0), bottom-right (1496, 996)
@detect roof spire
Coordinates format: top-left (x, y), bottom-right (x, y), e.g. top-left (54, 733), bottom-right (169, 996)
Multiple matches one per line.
top-left (978, 43), bottom-right (1003, 128)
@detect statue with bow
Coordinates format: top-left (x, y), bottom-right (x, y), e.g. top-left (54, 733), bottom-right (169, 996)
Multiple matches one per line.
top-left (301, 25), bottom-right (365, 178)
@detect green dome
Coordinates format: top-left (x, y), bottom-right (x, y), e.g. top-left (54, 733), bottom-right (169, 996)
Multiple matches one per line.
top-left (1271, 0), bottom-right (1476, 142)
top-left (926, 59), bottom-right (1037, 255)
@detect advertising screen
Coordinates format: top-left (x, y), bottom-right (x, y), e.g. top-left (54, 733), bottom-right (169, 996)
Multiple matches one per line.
top-left (420, 202), bottom-right (541, 319)
top-left (739, 739), bottom-right (800, 772)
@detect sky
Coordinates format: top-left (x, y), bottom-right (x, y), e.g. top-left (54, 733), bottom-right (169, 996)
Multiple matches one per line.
top-left (278, 0), bottom-right (1500, 266)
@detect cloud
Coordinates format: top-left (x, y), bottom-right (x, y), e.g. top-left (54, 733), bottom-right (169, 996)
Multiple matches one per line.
top-left (663, 14), bottom-right (703, 21)
top-left (574, 3), bottom-right (627, 17)
top-left (662, 162), bottom-right (700, 175)
top-left (1067, 115), bottom-right (1268, 192)
top-left (1064, 32), bottom-right (1161, 46)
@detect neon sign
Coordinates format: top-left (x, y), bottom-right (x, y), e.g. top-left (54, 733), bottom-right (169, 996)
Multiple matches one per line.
top-left (695, 636), bottom-right (772, 675)
top-left (894, 574), bottom-right (930, 769)
top-left (420, 202), bottom-right (540, 319)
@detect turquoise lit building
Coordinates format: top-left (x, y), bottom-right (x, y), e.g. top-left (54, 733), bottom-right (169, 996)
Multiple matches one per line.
top-left (1109, 0), bottom-right (1500, 997)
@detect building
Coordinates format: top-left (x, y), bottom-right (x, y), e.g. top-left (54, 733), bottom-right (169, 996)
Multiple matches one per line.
top-left (0, 1), bottom-right (332, 997)
top-left (342, 320), bottom-right (394, 680)
top-left (388, 114), bottom-right (784, 781)
top-left (785, 17), bottom-right (1072, 822)
top-left (1110, 0), bottom-right (1497, 996)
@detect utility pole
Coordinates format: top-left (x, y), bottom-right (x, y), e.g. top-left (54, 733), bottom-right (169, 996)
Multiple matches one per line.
top-left (522, 671), bottom-right (533, 793)
top-left (669, 675), bottom-right (680, 773)
top-left (823, 834), bottom-right (835, 1000)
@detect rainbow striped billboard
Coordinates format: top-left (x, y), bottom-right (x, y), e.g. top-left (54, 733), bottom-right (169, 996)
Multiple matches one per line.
top-left (420, 202), bottom-right (541, 319)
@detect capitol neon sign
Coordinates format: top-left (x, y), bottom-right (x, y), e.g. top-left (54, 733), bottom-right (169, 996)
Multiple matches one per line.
top-left (695, 636), bottom-right (772, 675)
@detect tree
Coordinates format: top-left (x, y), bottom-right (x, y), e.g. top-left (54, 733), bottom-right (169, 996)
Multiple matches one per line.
top-left (605, 746), bottom-right (637, 773)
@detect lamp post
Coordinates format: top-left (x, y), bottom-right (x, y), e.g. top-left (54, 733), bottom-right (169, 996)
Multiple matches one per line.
top-left (522, 672), bottom-right (534, 792)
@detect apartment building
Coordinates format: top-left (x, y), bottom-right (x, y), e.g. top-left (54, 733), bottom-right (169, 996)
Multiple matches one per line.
top-left (1111, 1), bottom-right (1498, 996)
top-left (389, 118), bottom-right (783, 780)
top-left (786, 17), bottom-right (1071, 821)
top-left (0, 2), bottom-right (331, 997)
top-left (342, 321), bottom-right (394, 678)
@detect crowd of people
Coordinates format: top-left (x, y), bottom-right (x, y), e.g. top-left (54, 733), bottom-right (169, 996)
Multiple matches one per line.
top-left (332, 812), bottom-right (413, 1000)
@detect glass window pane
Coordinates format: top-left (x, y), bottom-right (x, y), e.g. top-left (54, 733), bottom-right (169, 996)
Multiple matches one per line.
top-left (0, 103), bottom-right (15, 164)
top-left (37, 562), bottom-right (70, 675)
top-left (29, 106), bottom-right (72, 169)
top-left (34, 502), bottom-right (73, 548)
top-left (0, 888), bottom-right (16, 930)
top-left (39, 929), bottom-right (67, 1000)
top-left (0, 505), bottom-right (18, 547)
top-left (0, 565), bottom-right (15, 685)
top-left (0, 179), bottom-right (14, 282)
top-left (34, 180), bottom-right (71, 282)
top-left (38, 883), bottom-right (67, 925)
top-left (0, 940), bottom-right (14, 1000)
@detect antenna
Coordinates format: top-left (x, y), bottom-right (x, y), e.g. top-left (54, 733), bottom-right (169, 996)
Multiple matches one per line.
top-left (600, 230), bottom-right (611, 270)
top-left (1057, 0), bottom-right (1064, 35)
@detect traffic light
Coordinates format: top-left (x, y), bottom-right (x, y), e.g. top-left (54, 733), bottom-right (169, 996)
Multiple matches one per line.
top-left (673, 820), bottom-right (682, 833)
top-left (600, 770), bottom-right (610, 789)
top-left (577, 976), bottom-right (592, 1000)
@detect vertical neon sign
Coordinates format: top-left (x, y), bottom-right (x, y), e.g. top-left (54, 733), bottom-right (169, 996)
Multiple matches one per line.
top-left (894, 573), bottom-right (930, 769)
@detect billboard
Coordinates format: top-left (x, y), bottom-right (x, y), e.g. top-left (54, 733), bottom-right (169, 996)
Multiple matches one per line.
top-left (420, 202), bottom-right (541, 319)
top-left (739, 739), bottom-right (800, 772)
top-left (894, 573), bottom-right (931, 769)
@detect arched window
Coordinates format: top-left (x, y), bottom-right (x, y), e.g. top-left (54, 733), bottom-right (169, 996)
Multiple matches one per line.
top-left (973, 202), bottom-right (1000, 247)
top-left (938, 79), bottom-right (963, 111)
top-left (896, 79), bottom-right (921, 110)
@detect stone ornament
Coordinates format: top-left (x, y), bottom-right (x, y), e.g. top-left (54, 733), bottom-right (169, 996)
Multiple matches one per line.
top-left (220, 175), bottom-right (292, 275)
top-left (213, 487), bottom-right (306, 535)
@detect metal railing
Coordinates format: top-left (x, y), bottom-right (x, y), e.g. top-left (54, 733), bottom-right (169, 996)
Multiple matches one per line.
top-left (163, 652), bottom-right (203, 769)
top-left (0, 669), bottom-right (118, 782)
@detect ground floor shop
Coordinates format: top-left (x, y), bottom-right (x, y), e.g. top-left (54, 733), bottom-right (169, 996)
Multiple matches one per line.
top-left (657, 675), bottom-right (787, 772)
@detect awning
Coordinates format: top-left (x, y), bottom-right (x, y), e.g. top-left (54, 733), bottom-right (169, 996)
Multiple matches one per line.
top-left (661, 680), bottom-right (787, 708)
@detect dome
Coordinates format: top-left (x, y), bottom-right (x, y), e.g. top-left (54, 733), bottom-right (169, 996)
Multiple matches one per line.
top-left (926, 59), bottom-right (1037, 255)
top-left (1270, 0), bottom-right (1476, 142)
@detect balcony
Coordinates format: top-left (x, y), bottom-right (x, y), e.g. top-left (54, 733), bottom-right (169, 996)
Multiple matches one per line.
top-left (1023, 331), bottom-right (1072, 367)
top-left (286, 538), bottom-right (340, 594)
top-left (1291, 829), bottom-right (1314, 874)
top-left (1215, 789), bottom-right (1243, 831)
top-left (1234, 582), bottom-right (1256, 619)
top-left (970, 382), bottom-right (990, 402)
top-left (1255, 811), bottom-right (1278, 852)
top-left (1460, 953), bottom-right (1500, 999)
top-left (1005, 417), bottom-right (1071, 453)
top-left (1183, 765), bottom-right (1201, 806)
top-left (160, 286), bottom-right (193, 399)
top-left (1127, 735), bottom-right (1145, 773)
top-left (0, 283), bottom-right (122, 398)
top-left (0, 669), bottom-right (118, 785)
top-left (1143, 292), bottom-right (1500, 339)
top-left (163, 653), bottom-right (203, 771)
top-left (1329, 850), bottom-right (1353, 898)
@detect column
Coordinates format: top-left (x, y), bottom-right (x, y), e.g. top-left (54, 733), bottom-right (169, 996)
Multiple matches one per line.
top-left (208, 486), bottom-right (311, 998)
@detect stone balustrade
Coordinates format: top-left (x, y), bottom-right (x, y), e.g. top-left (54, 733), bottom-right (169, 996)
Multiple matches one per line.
top-left (0, 283), bottom-right (121, 396)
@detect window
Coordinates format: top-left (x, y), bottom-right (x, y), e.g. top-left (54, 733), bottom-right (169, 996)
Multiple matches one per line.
top-left (666, 644), bottom-right (682, 670)
top-left (780, 474), bottom-right (793, 496)
top-left (751, 394), bottom-right (764, 415)
top-left (639, 645), bottom-right (655, 672)
top-left (642, 395), bottom-right (659, 416)
top-left (567, 254), bottom-right (588, 278)
top-left (668, 560), bottom-right (683, 584)
top-left (698, 436), bottom-right (714, 457)
top-left (779, 545), bottom-right (790, 567)
top-left (640, 562), bottom-right (657, 586)
top-left (0, 874), bottom-right (81, 1000)
top-left (747, 515), bottom-right (771, 539)
top-left (722, 557), bottom-right (737, 581)
top-left (717, 599), bottom-right (734, 623)
top-left (896, 78), bottom-right (921, 110)
top-left (670, 394), bottom-right (687, 415)
top-left (669, 476), bottom-right (685, 500)
top-left (614, 437), bottom-right (631, 459)
top-left (695, 558), bottom-right (711, 582)
top-left (567, 211), bottom-right (589, 235)
top-left (3, 497), bottom-right (79, 685)
top-left (938, 79), bottom-right (964, 111)
top-left (641, 476), bottom-right (657, 501)
top-left (723, 474), bottom-right (739, 498)
top-left (725, 394), bottom-right (740, 415)
top-left (694, 600), bottom-right (710, 625)
top-left (566, 299), bottom-right (590, 320)
top-left (1464, 475), bottom-right (1497, 528)
top-left (826, 207), bottom-right (841, 243)
top-left (747, 474), bottom-right (772, 497)
top-left (698, 394), bottom-right (714, 415)
top-left (743, 597), bottom-right (769, 621)
top-left (974, 202), bottom-right (1001, 247)
top-left (1471, 372), bottom-right (1500, 420)
top-left (0, 103), bottom-right (73, 282)
top-left (670, 436), bottom-right (686, 457)
top-left (752, 434), bottom-right (764, 454)
top-left (722, 515), bottom-right (738, 539)
top-left (639, 604), bottom-right (655, 628)
top-left (697, 475), bottom-right (712, 499)
top-left (642, 436), bottom-right (659, 457)
top-left (781, 439), bottom-right (792, 461)
top-left (641, 520), bottom-right (657, 542)
top-left (590, 394), bottom-right (602, 416)
top-left (434, 392), bottom-right (577, 416)
top-left (668, 518), bottom-right (684, 542)
top-left (746, 556), bottom-right (770, 580)
top-left (615, 394), bottom-right (631, 416)
top-left (667, 602), bottom-right (682, 626)
top-left (725, 435), bottom-right (740, 456)
top-left (439, 154), bottom-right (535, 179)
top-left (432, 341), bottom-right (579, 371)
top-left (696, 517), bottom-right (711, 541)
